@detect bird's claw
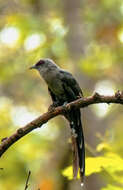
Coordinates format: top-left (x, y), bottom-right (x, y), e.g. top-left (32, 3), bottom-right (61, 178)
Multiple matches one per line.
top-left (62, 102), bottom-right (68, 111)
top-left (63, 101), bottom-right (68, 106)
top-left (48, 105), bottom-right (55, 112)
top-left (48, 102), bottom-right (59, 112)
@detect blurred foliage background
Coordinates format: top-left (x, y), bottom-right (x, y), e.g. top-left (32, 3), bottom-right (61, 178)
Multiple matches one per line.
top-left (0, 0), bottom-right (123, 189)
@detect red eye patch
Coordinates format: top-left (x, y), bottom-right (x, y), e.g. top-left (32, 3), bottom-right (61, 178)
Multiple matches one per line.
top-left (36, 60), bottom-right (45, 66)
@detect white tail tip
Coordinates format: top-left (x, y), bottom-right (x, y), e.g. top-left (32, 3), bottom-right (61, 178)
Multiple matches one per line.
top-left (81, 182), bottom-right (84, 187)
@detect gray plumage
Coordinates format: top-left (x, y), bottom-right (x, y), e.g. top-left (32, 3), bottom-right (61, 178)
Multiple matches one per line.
top-left (30, 58), bottom-right (85, 184)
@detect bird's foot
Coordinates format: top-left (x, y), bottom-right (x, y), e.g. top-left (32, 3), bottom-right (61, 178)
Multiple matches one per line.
top-left (62, 102), bottom-right (69, 113)
top-left (48, 102), bottom-right (59, 112)
top-left (63, 101), bottom-right (68, 106)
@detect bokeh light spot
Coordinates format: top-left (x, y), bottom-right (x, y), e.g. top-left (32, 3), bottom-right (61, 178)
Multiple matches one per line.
top-left (50, 18), bottom-right (67, 37)
top-left (93, 80), bottom-right (115, 118)
top-left (24, 33), bottom-right (46, 51)
top-left (0, 26), bottom-right (20, 47)
top-left (118, 30), bottom-right (123, 43)
top-left (11, 106), bottom-right (38, 126)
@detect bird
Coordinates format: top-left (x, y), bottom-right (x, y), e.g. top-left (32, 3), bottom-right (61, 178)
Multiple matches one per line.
top-left (29, 58), bottom-right (85, 185)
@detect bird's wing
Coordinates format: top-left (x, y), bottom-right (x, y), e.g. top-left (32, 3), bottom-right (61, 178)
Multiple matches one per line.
top-left (60, 70), bottom-right (83, 98)
top-left (60, 70), bottom-right (85, 181)
top-left (48, 87), bottom-right (57, 103)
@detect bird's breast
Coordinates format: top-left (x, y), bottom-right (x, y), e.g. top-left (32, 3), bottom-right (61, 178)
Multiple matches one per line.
top-left (48, 78), bottom-right (64, 96)
top-left (42, 70), bottom-right (65, 96)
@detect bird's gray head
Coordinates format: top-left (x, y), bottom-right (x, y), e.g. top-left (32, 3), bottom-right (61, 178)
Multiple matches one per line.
top-left (29, 58), bottom-right (58, 74)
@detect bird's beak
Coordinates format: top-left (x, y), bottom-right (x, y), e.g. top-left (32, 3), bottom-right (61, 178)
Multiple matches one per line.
top-left (29, 65), bottom-right (37, 70)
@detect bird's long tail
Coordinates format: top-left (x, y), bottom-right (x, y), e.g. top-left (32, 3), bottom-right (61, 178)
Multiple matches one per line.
top-left (68, 108), bottom-right (85, 184)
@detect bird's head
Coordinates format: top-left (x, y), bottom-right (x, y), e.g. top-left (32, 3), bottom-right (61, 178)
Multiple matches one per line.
top-left (29, 58), bottom-right (57, 73)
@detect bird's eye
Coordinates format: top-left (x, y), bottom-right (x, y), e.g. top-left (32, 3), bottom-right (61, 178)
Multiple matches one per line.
top-left (36, 60), bottom-right (45, 66)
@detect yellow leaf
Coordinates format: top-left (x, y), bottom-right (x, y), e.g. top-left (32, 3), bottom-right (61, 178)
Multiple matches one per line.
top-left (101, 184), bottom-right (123, 190)
top-left (62, 166), bottom-right (73, 180)
top-left (62, 154), bottom-right (123, 180)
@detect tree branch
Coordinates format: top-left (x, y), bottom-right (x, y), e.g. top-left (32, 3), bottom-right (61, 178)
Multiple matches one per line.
top-left (0, 91), bottom-right (123, 158)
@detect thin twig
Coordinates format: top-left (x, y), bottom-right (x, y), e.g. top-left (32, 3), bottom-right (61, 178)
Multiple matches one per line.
top-left (24, 170), bottom-right (31, 190)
